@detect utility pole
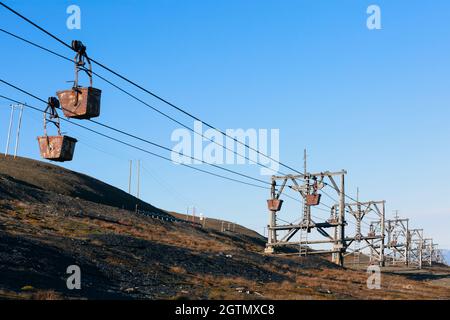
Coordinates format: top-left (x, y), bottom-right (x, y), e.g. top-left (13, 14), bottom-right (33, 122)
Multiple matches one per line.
top-left (345, 197), bottom-right (386, 266)
top-left (5, 104), bottom-right (15, 156)
top-left (128, 160), bottom-right (132, 194)
top-left (136, 160), bottom-right (140, 199)
top-left (419, 239), bottom-right (423, 269)
top-left (303, 149), bottom-right (307, 175)
top-left (4, 104), bottom-right (24, 158)
top-left (385, 213), bottom-right (409, 266)
top-left (380, 201), bottom-right (386, 266)
top-left (13, 105), bottom-right (24, 159)
top-left (394, 210), bottom-right (400, 220)
top-left (337, 171), bottom-right (346, 266)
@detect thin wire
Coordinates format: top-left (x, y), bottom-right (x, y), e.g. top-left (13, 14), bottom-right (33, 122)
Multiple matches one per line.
top-left (323, 182), bottom-right (382, 225)
top-left (0, 93), bottom-right (270, 190)
top-left (1, 28), bottom-right (366, 217)
top-left (0, 79), bottom-right (270, 186)
top-left (0, 2), bottom-right (73, 50)
top-left (0, 5), bottom-right (391, 227)
top-left (0, 4), bottom-right (304, 175)
top-left (141, 164), bottom-right (198, 209)
top-left (0, 27), bottom-right (288, 177)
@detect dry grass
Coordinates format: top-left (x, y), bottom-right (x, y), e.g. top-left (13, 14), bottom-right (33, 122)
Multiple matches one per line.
top-left (31, 290), bottom-right (62, 300)
top-left (2, 156), bottom-right (450, 300)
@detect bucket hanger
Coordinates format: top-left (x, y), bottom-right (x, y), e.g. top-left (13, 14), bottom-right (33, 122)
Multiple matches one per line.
top-left (72, 40), bottom-right (93, 89)
top-left (43, 97), bottom-right (61, 136)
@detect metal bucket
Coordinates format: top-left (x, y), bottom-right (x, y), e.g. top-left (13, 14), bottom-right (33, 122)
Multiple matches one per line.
top-left (306, 194), bottom-right (321, 206)
top-left (37, 135), bottom-right (77, 162)
top-left (57, 87), bottom-right (101, 119)
top-left (267, 199), bottom-right (283, 211)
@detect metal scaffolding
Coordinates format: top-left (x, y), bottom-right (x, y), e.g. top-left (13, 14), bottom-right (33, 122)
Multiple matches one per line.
top-left (408, 229), bottom-right (424, 268)
top-left (343, 200), bottom-right (386, 266)
top-left (385, 213), bottom-right (409, 266)
top-left (263, 156), bottom-right (443, 269)
top-left (265, 169), bottom-right (347, 266)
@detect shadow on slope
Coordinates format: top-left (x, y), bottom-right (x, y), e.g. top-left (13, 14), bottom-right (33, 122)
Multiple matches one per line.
top-left (0, 155), bottom-right (166, 215)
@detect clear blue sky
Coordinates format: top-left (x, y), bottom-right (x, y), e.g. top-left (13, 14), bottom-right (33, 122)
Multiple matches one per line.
top-left (1, 0), bottom-right (449, 247)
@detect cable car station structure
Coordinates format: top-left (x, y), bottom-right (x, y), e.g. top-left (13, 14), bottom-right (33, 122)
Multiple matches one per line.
top-left (265, 169), bottom-right (348, 266)
top-left (343, 200), bottom-right (386, 266)
top-left (264, 165), bottom-right (445, 268)
top-left (0, 2), bottom-right (446, 274)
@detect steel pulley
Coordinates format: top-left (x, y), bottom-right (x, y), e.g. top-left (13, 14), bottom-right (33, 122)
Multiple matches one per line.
top-left (57, 40), bottom-right (102, 119)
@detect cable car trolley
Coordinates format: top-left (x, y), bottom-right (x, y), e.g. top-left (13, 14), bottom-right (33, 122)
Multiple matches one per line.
top-left (305, 176), bottom-right (322, 206)
top-left (57, 40), bottom-right (102, 119)
top-left (37, 97), bottom-right (77, 162)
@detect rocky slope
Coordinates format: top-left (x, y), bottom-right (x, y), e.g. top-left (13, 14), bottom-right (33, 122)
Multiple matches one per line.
top-left (0, 156), bottom-right (449, 300)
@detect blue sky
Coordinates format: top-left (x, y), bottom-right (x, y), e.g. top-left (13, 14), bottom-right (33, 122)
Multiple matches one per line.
top-left (1, 1), bottom-right (449, 248)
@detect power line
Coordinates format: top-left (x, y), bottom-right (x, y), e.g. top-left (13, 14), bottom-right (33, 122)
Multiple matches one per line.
top-left (0, 93), bottom-right (270, 191)
top-left (0, 78), bottom-right (270, 186)
top-left (0, 27), bottom-right (289, 177)
top-left (26, 109), bottom-right (210, 212)
top-left (0, 2), bottom-right (73, 51)
top-left (1, 93), bottom-right (367, 230)
top-left (0, 3), bottom-right (304, 175)
top-left (140, 163), bottom-right (201, 210)
top-left (1, 25), bottom-right (372, 213)
top-left (2, 2), bottom-right (442, 259)
top-left (0, 5), bottom-right (387, 222)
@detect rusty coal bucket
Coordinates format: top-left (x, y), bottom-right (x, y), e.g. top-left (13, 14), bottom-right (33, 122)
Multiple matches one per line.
top-left (37, 135), bottom-right (78, 162)
top-left (306, 194), bottom-right (321, 206)
top-left (267, 199), bottom-right (283, 211)
top-left (57, 87), bottom-right (101, 119)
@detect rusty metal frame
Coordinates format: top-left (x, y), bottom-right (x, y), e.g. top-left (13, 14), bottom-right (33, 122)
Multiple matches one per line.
top-left (385, 216), bottom-right (409, 265)
top-left (408, 229), bottom-right (424, 268)
top-left (421, 238), bottom-right (434, 267)
top-left (265, 170), bottom-right (348, 266)
top-left (342, 200), bottom-right (386, 266)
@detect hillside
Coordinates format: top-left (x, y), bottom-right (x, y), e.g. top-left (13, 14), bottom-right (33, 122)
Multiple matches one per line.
top-left (1, 156), bottom-right (450, 300)
top-left (0, 156), bottom-right (167, 215)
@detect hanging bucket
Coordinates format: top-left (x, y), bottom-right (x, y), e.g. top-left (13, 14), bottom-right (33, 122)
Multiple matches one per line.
top-left (57, 87), bottom-right (101, 119)
top-left (37, 97), bottom-right (77, 162)
top-left (306, 194), bottom-right (321, 206)
top-left (38, 135), bottom-right (77, 162)
top-left (368, 231), bottom-right (376, 237)
top-left (267, 199), bottom-right (283, 211)
top-left (57, 40), bottom-right (101, 119)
